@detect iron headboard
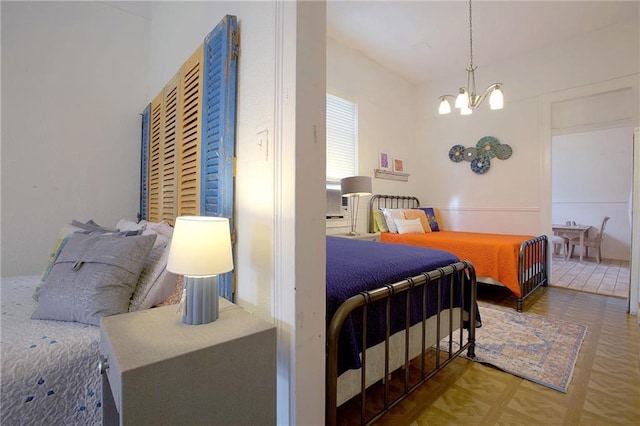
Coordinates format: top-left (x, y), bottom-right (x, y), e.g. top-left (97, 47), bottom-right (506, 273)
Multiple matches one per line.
top-left (368, 194), bottom-right (420, 233)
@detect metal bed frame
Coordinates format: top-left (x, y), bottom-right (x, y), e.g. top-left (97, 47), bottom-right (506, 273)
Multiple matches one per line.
top-left (326, 261), bottom-right (477, 425)
top-left (368, 194), bottom-right (549, 312)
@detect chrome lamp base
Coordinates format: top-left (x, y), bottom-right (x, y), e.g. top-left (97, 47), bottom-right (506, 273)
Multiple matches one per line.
top-left (183, 275), bottom-right (219, 325)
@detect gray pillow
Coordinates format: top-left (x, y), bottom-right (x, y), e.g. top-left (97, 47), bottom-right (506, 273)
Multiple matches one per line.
top-left (32, 232), bottom-right (156, 326)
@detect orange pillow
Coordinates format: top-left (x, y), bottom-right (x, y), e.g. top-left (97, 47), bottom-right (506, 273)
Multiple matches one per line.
top-left (404, 210), bottom-right (431, 233)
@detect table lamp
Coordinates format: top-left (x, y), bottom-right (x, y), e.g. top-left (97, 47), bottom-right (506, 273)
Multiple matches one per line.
top-left (341, 176), bottom-right (372, 235)
top-left (167, 216), bottom-right (233, 325)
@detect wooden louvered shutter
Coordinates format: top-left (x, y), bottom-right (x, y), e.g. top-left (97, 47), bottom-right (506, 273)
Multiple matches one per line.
top-left (140, 15), bottom-right (238, 301)
top-left (161, 76), bottom-right (179, 225)
top-left (177, 45), bottom-right (204, 217)
top-left (148, 92), bottom-right (164, 222)
top-left (202, 15), bottom-right (239, 300)
top-left (140, 104), bottom-right (150, 221)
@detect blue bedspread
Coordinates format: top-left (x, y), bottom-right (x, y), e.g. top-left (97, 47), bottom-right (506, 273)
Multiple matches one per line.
top-left (326, 236), bottom-right (469, 374)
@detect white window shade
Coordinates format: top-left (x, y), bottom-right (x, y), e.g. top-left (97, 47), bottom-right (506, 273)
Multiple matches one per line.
top-left (326, 93), bottom-right (357, 181)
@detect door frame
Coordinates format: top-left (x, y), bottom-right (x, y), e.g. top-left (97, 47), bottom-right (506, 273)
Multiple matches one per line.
top-left (539, 75), bottom-right (639, 313)
top-left (631, 128), bottom-right (640, 316)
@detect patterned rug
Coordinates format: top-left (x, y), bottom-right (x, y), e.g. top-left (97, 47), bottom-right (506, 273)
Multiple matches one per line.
top-left (446, 304), bottom-right (587, 393)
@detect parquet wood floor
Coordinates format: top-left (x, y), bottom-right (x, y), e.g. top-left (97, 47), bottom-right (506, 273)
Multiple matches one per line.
top-left (338, 285), bottom-right (640, 425)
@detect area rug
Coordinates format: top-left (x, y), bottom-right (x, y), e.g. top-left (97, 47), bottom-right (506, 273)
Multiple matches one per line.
top-left (445, 304), bottom-right (587, 393)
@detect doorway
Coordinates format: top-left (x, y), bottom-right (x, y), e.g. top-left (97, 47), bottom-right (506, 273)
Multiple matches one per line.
top-left (551, 127), bottom-right (633, 260)
top-left (540, 76), bottom-right (639, 313)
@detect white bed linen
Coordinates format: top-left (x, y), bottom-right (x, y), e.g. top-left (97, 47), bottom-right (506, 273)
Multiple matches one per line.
top-left (1, 276), bottom-right (102, 425)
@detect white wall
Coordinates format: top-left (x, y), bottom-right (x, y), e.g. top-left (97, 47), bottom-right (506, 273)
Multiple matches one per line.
top-left (416, 18), bottom-right (639, 237)
top-left (1, 1), bottom-right (150, 276)
top-left (552, 127), bottom-right (633, 261)
top-left (326, 37), bottom-right (420, 235)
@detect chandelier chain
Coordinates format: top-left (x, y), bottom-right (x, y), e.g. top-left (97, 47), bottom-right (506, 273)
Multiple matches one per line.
top-left (468, 0), bottom-right (473, 69)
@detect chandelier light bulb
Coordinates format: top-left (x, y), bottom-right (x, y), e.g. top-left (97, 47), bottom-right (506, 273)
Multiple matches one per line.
top-left (460, 105), bottom-right (473, 115)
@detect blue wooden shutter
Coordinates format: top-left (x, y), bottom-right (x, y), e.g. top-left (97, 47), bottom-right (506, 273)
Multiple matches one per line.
top-left (202, 15), bottom-right (239, 300)
top-left (140, 104), bottom-right (150, 221)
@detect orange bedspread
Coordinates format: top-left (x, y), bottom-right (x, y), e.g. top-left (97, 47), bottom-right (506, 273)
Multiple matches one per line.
top-left (381, 231), bottom-right (534, 297)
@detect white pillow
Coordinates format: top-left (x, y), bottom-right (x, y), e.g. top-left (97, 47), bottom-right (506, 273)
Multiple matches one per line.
top-left (394, 218), bottom-right (425, 235)
top-left (140, 220), bottom-right (174, 238)
top-left (129, 235), bottom-right (178, 312)
top-left (381, 208), bottom-right (406, 233)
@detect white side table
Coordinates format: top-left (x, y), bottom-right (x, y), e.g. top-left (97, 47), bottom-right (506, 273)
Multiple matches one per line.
top-left (99, 299), bottom-right (276, 425)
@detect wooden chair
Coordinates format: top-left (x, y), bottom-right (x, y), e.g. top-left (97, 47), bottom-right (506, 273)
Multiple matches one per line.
top-left (551, 235), bottom-right (569, 259)
top-left (569, 216), bottom-right (610, 264)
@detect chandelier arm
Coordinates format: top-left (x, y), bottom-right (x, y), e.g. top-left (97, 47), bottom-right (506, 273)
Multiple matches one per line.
top-left (469, 83), bottom-right (502, 109)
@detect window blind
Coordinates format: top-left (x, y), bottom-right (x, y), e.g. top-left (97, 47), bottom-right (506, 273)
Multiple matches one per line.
top-left (326, 93), bottom-right (357, 181)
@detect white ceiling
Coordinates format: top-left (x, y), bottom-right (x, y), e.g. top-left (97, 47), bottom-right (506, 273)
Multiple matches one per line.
top-left (103, 1), bottom-right (638, 86)
top-left (327, 0), bottom-right (639, 85)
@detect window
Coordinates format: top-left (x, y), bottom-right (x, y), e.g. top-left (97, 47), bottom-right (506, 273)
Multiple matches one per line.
top-left (326, 93), bottom-right (357, 183)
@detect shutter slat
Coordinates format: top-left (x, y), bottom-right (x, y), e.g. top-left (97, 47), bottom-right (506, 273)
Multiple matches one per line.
top-left (177, 45), bottom-right (204, 217)
top-left (161, 76), bottom-right (179, 225)
top-left (148, 92), bottom-right (164, 222)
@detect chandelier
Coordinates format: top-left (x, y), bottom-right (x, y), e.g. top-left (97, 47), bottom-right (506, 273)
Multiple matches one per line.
top-left (438, 0), bottom-right (503, 115)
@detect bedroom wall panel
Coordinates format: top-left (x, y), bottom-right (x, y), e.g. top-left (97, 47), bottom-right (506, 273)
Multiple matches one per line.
top-left (1, 2), bottom-right (150, 276)
top-left (437, 207), bottom-right (541, 236)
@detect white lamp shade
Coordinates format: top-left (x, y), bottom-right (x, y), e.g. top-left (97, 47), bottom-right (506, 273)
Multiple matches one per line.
top-left (460, 105), bottom-right (473, 115)
top-left (341, 176), bottom-right (372, 197)
top-left (489, 86), bottom-right (504, 110)
top-left (438, 98), bottom-right (451, 115)
top-left (455, 89), bottom-right (469, 109)
top-left (167, 216), bottom-right (233, 276)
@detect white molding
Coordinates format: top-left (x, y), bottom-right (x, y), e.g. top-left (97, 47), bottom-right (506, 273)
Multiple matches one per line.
top-left (552, 200), bottom-right (631, 205)
top-left (272, 1), bottom-right (294, 424)
top-left (630, 127), bottom-right (640, 317)
top-left (551, 118), bottom-right (634, 136)
top-left (436, 206), bottom-right (540, 213)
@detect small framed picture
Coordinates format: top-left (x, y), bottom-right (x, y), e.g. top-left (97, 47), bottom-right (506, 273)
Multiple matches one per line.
top-left (379, 152), bottom-right (391, 170)
top-left (393, 158), bottom-right (404, 172)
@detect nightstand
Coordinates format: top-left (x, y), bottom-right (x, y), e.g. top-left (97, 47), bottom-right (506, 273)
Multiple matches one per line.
top-left (99, 299), bottom-right (276, 425)
top-left (331, 233), bottom-right (380, 242)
